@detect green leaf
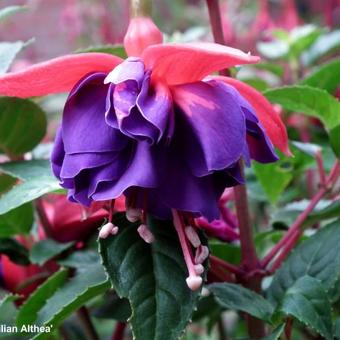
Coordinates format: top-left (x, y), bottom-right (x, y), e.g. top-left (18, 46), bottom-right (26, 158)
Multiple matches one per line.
top-left (93, 293), bottom-right (131, 322)
top-left (0, 159), bottom-right (53, 181)
top-left (264, 85), bottom-right (340, 157)
top-left (280, 276), bottom-right (333, 340)
top-left (209, 283), bottom-right (274, 323)
top-left (268, 220), bottom-right (340, 304)
top-left (0, 294), bottom-right (20, 331)
top-left (0, 5), bottom-right (27, 21)
top-left (0, 237), bottom-right (29, 265)
top-left (0, 160), bottom-right (60, 214)
top-left (58, 250), bottom-right (101, 268)
top-left (99, 214), bottom-right (205, 340)
top-left (257, 25), bottom-right (321, 60)
top-left (264, 85), bottom-right (340, 129)
top-left (0, 294), bottom-right (20, 308)
top-left (263, 324), bottom-right (285, 340)
top-left (0, 173), bottom-right (16, 194)
top-left (257, 40), bottom-right (289, 60)
top-left (209, 240), bottom-right (241, 265)
top-left (253, 159), bottom-right (293, 203)
top-left (240, 77), bottom-right (269, 91)
top-left (300, 58), bottom-right (340, 94)
top-left (0, 97), bottom-right (47, 156)
top-left (76, 45), bottom-right (127, 58)
top-left (251, 62), bottom-right (284, 77)
top-left (0, 41), bottom-right (26, 74)
top-left (16, 268), bottom-right (68, 327)
top-left (302, 30), bottom-right (340, 65)
top-left (271, 199), bottom-right (340, 229)
top-left (33, 265), bottom-right (110, 339)
top-left (0, 202), bottom-right (33, 237)
top-left (30, 240), bottom-right (74, 266)
top-left (291, 141), bottom-right (321, 157)
top-left (289, 25), bottom-right (322, 58)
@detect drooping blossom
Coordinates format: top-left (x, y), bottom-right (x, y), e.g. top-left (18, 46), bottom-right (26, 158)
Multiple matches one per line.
top-left (0, 15), bottom-right (290, 290)
top-left (39, 194), bottom-right (108, 243)
top-left (1, 237), bottom-right (57, 304)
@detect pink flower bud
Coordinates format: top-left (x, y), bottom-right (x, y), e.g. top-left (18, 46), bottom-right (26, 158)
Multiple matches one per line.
top-left (124, 17), bottom-right (163, 57)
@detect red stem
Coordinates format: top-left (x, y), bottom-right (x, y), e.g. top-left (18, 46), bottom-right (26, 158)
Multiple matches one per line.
top-left (112, 322), bottom-right (126, 340)
top-left (315, 151), bottom-right (327, 187)
top-left (210, 255), bottom-right (243, 276)
top-left (35, 199), bottom-right (53, 238)
top-left (209, 264), bottom-right (235, 282)
top-left (205, 0), bottom-right (230, 76)
top-left (234, 182), bottom-right (259, 270)
top-left (77, 307), bottom-right (99, 340)
top-left (205, 1), bottom-right (264, 337)
top-left (284, 318), bottom-right (293, 340)
top-left (268, 228), bottom-right (301, 274)
top-left (261, 161), bottom-right (340, 269)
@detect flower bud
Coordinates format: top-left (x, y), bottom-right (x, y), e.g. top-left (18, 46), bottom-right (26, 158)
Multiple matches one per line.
top-left (124, 17), bottom-right (163, 57)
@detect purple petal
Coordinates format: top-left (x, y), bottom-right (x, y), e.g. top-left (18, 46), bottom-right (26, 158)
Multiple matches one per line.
top-left (136, 73), bottom-right (172, 142)
top-left (211, 80), bottom-right (278, 163)
top-left (62, 72), bottom-right (129, 154)
top-left (60, 152), bottom-right (117, 179)
top-left (51, 127), bottom-right (65, 179)
top-left (171, 81), bottom-right (246, 177)
top-left (92, 141), bottom-right (161, 200)
top-left (104, 57), bottom-right (145, 86)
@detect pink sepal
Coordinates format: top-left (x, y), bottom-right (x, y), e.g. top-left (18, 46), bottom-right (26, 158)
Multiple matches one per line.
top-left (142, 42), bottom-right (260, 85)
top-left (0, 53), bottom-right (122, 98)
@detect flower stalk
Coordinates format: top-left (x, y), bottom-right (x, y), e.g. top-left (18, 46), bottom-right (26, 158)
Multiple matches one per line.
top-left (205, 1), bottom-right (265, 337)
top-left (130, 0), bottom-right (152, 18)
top-left (77, 307), bottom-right (99, 340)
top-left (205, 0), bottom-right (230, 76)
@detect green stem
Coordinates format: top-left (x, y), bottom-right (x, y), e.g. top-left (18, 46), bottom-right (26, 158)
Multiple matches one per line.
top-left (130, 0), bottom-right (152, 17)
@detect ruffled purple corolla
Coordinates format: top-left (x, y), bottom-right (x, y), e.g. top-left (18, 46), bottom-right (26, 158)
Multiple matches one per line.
top-left (51, 57), bottom-right (277, 221)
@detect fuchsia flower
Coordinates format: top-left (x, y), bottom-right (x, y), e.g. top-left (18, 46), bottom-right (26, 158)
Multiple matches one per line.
top-left (40, 194), bottom-right (108, 243)
top-left (1, 237), bottom-right (58, 304)
top-left (0, 15), bottom-right (290, 290)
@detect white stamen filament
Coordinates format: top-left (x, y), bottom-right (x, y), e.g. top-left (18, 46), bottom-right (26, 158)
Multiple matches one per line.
top-left (111, 226), bottom-right (119, 235)
top-left (137, 224), bottom-right (155, 243)
top-left (184, 226), bottom-right (201, 248)
top-left (194, 264), bottom-right (204, 275)
top-left (126, 208), bottom-right (142, 222)
top-left (99, 222), bottom-right (116, 239)
top-left (195, 245), bottom-right (209, 264)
